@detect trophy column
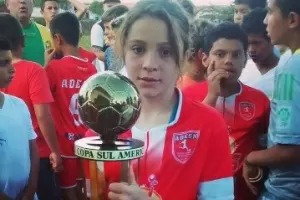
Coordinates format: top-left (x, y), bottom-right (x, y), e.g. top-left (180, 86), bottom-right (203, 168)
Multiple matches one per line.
top-left (75, 137), bottom-right (144, 200)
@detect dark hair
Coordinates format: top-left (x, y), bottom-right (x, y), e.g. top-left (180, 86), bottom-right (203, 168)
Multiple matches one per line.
top-left (234, 0), bottom-right (266, 9)
top-left (41, 0), bottom-right (59, 11)
top-left (0, 35), bottom-right (11, 51)
top-left (274, 0), bottom-right (300, 17)
top-left (189, 18), bottom-right (214, 59)
top-left (203, 22), bottom-right (248, 54)
top-left (0, 13), bottom-right (23, 51)
top-left (50, 12), bottom-right (80, 47)
top-left (111, 14), bottom-right (126, 30)
top-left (102, 4), bottom-right (129, 23)
top-left (177, 0), bottom-right (195, 17)
top-left (118, 0), bottom-right (190, 68)
top-left (241, 8), bottom-right (269, 41)
top-left (103, 0), bottom-right (120, 4)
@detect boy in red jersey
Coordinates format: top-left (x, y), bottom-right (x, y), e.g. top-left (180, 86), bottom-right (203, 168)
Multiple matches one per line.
top-left (0, 13), bottom-right (62, 200)
top-left (184, 22), bottom-right (270, 200)
top-left (46, 12), bottom-right (97, 200)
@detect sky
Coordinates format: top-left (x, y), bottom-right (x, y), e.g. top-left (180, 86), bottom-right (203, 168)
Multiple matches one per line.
top-left (121, 0), bottom-right (233, 6)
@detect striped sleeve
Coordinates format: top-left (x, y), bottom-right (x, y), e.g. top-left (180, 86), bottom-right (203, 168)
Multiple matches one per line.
top-left (272, 55), bottom-right (300, 145)
top-left (197, 113), bottom-right (234, 200)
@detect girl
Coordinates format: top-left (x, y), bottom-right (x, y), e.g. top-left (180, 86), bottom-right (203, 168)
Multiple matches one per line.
top-left (87, 0), bottom-right (234, 199)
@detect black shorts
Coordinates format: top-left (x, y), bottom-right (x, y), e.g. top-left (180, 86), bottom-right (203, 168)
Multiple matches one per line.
top-left (36, 158), bottom-right (61, 200)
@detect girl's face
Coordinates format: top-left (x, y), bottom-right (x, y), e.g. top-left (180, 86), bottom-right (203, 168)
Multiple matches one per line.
top-left (124, 16), bottom-right (180, 99)
top-left (110, 29), bottom-right (117, 48)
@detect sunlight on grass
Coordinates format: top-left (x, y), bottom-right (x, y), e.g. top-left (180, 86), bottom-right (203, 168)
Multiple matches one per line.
top-left (80, 34), bottom-right (91, 50)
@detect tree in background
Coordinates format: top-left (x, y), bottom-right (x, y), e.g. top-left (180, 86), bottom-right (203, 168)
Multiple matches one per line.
top-left (196, 5), bottom-right (234, 24)
top-left (89, 1), bottom-right (104, 16)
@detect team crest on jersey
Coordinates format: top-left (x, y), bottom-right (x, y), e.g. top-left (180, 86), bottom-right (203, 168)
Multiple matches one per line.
top-left (172, 131), bottom-right (199, 164)
top-left (239, 102), bottom-right (255, 120)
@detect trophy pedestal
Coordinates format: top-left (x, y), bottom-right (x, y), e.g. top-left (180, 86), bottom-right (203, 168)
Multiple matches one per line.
top-left (75, 136), bottom-right (144, 200)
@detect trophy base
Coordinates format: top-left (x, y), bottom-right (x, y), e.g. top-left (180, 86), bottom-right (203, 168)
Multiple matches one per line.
top-left (75, 136), bottom-right (144, 161)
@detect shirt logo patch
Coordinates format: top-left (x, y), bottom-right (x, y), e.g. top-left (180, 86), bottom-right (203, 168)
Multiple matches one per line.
top-left (239, 102), bottom-right (255, 120)
top-left (172, 131), bottom-right (199, 164)
top-left (0, 138), bottom-right (6, 147)
top-left (276, 105), bottom-right (292, 130)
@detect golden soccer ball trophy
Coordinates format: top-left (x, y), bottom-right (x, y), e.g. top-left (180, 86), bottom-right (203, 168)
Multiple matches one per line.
top-left (74, 71), bottom-right (144, 200)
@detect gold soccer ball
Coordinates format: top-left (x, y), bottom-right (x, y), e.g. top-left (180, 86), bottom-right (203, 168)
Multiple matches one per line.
top-left (78, 71), bottom-right (141, 139)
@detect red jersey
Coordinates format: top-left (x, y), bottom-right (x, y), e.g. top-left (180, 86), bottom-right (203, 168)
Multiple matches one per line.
top-left (79, 47), bottom-right (104, 72)
top-left (85, 91), bottom-right (234, 200)
top-left (183, 81), bottom-right (270, 200)
top-left (79, 47), bottom-right (97, 63)
top-left (176, 74), bottom-right (198, 89)
top-left (46, 56), bottom-right (97, 157)
top-left (0, 60), bottom-right (54, 157)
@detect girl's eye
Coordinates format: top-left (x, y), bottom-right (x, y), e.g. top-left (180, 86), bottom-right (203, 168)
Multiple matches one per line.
top-left (132, 46), bottom-right (144, 55)
top-left (160, 48), bottom-right (172, 57)
top-left (233, 52), bottom-right (242, 58)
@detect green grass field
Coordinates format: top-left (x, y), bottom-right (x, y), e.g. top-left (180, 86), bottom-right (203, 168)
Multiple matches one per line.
top-left (80, 34), bottom-right (91, 50)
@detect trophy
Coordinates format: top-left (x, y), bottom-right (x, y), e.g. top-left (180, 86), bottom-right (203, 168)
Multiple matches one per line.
top-left (74, 71), bottom-right (144, 200)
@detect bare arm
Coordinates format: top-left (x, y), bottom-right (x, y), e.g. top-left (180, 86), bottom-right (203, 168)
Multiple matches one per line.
top-left (21, 140), bottom-right (39, 199)
top-left (93, 46), bottom-right (105, 61)
top-left (34, 104), bottom-right (60, 153)
top-left (90, 24), bottom-right (105, 60)
top-left (34, 104), bottom-right (62, 172)
top-left (247, 144), bottom-right (300, 168)
top-left (68, 0), bottom-right (87, 19)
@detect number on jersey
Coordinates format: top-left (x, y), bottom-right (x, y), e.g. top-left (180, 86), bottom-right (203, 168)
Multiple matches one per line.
top-left (69, 93), bottom-right (84, 126)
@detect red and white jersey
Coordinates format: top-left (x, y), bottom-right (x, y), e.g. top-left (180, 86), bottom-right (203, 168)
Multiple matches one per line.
top-left (86, 91), bottom-right (234, 200)
top-left (79, 47), bottom-right (104, 72)
top-left (184, 82), bottom-right (270, 174)
top-left (46, 56), bottom-right (97, 156)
